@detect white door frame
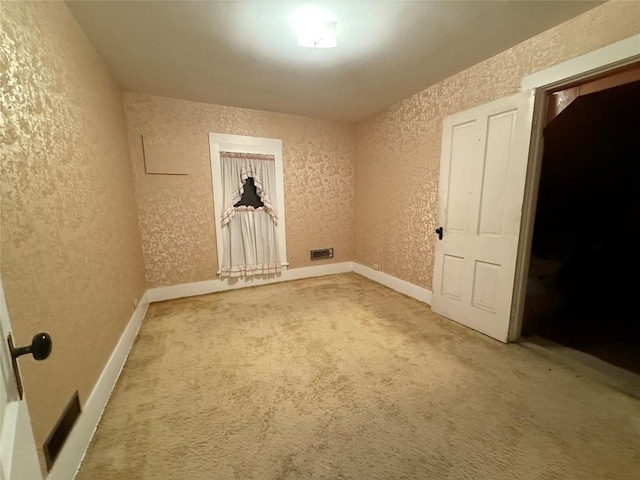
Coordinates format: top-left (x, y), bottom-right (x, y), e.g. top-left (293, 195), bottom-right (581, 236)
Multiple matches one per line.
top-left (508, 34), bottom-right (640, 341)
top-left (0, 277), bottom-right (42, 480)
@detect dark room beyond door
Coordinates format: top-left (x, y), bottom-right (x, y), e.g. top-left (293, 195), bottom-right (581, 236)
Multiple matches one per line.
top-left (522, 78), bottom-right (640, 374)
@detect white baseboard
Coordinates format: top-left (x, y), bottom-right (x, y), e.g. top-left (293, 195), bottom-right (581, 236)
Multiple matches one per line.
top-left (147, 262), bottom-right (354, 302)
top-left (147, 262), bottom-right (432, 305)
top-left (352, 263), bottom-right (432, 305)
top-left (47, 292), bottom-right (150, 480)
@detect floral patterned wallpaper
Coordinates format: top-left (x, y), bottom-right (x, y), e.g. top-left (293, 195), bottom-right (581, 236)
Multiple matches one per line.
top-left (124, 93), bottom-right (355, 288)
top-left (1, 1), bottom-right (638, 473)
top-left (354, 0), bottom-right (640, 290)
top-left (1, 1), bottom-right (146, 472)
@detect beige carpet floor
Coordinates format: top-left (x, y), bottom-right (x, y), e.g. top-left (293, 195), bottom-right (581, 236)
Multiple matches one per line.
top-left (76, 273), bottom-right (640, 479)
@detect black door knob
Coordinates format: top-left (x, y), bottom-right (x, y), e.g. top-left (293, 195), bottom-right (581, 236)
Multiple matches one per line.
top-left (11, 332), bottom-right (52, 361)
top-left (435, 227), bottom-right (443, 240)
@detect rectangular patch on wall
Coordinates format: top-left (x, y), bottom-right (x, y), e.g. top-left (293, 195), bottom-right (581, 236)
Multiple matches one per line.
top-left (44, 391), bottom-right (82, 471)
top-left (141, 134), bottom-right (189, 175)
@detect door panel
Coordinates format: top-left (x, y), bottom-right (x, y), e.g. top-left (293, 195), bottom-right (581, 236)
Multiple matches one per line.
top-left (472, 260), bottom-right (499, 312)
top-left (432, 91), bottom-right (535, 342)
top-left (479, 111), bottom-right (517, 235)
top-left (446, 121), bottom-right (476, 233)
top-left (0, 280), bottom-right (41, 480)
top-left (441, 255), bottom-right (464, 300)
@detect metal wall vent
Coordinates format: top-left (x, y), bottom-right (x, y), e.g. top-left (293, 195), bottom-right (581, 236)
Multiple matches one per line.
top-left (310, 248), bottom-right (334, 260)
top-left (44, 391), bottom-right (81, 471)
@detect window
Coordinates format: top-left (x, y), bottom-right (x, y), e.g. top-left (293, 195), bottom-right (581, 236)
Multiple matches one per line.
top-left (234, 178), bottom-right (264, 209)
top-left (209, 133), bottom-right (288, 277)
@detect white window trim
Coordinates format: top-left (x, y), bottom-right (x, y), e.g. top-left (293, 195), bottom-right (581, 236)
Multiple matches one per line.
top-left (209, 133), bottom-right (288, 276)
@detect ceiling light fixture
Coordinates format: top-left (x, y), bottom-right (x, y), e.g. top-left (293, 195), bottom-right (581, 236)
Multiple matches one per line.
top-left (289, 6), bottom-right (337, 48)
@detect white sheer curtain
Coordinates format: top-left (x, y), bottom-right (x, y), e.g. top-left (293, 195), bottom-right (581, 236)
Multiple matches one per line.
top-left (219, 152), bottom-right (281, 277)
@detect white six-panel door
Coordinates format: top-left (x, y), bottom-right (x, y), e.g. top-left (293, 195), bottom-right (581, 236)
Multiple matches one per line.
top-left (432, 91), bottom-right (535, 342)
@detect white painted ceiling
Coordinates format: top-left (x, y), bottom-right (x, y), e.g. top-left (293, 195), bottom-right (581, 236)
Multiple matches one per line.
top-left (66, 1), bottom-right (602, 123)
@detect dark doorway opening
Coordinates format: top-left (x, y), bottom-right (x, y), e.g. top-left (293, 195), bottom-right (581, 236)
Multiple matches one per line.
top-left (522, 79), bottom-right (640, 374)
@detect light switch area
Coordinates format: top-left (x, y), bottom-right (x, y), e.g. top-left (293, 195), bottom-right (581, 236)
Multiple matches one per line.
top-left (141, 134), bottom-right (189, 175)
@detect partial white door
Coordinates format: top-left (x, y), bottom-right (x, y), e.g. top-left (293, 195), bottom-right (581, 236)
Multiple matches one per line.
top-left (0, 279), bottom-right (42, 480)
top-left (432, 91), bottom-right (535, 342)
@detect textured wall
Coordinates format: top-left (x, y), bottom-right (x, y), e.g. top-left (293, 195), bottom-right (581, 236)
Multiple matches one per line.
top-left (0, 1), bottom-right (146, 472)
top-left (124, 94), bottom-right (355, 288)
top-left (354, 0), bottom-right (640, 291)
